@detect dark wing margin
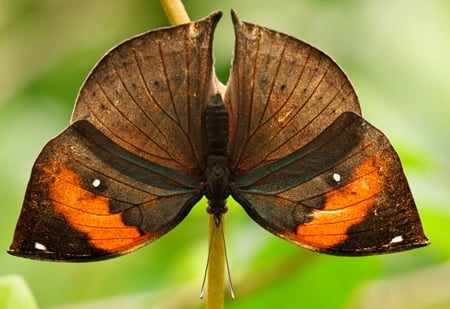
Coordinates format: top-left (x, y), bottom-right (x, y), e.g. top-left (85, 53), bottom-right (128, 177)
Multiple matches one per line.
top-left (231, 112), bottom-right (428, 255)
top-left (72, 11), bottom-right (222, 174)
top-left (9, 121), bottom-right (203, 261)
top-left (225, 11), bottom-right (361, 176)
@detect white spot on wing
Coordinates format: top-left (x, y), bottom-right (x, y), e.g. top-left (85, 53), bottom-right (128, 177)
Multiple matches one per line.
top-left (34, 242), bottom-right (47, 251)
top-left (92, 179), bottom-right (101, 188)
top-left (332, 173), bottom-right (341, 182)
top-left (390, 235), bottom-right (403, 244)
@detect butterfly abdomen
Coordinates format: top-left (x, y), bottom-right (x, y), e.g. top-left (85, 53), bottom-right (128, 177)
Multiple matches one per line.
top-left (204, 94), bottom-right (228, 156)
top-left (204, 94), bottom-right (230, 224)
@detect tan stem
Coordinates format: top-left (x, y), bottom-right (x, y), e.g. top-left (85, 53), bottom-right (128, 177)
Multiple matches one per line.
top-left (159, 0), bottom-right (190, 25)
top-left (205, 215), bottom-right (226, 309)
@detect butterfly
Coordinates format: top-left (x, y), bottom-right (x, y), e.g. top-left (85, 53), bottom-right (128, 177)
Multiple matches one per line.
top-left (9, 10), bottom-right (428, 261)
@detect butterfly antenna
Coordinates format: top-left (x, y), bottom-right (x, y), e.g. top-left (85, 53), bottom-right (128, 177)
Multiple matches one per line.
top-left (220, 220), bottom-right (235, 299)
top-left (200, 221), bottom-right (215, 299)
top-left (199, 217), bottom-right (235, 299)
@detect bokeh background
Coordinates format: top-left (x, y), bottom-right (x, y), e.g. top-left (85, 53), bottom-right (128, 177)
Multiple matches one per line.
top-left (1, 0), bottom-right (449, 308)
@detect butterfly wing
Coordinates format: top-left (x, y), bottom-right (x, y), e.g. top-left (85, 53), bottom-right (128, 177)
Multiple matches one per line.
top-left (9, 12), bottom-right (223, 261)
top-left (232, 112), bottom-right (428, 255)
top-left (9, 121), bottom-right (203, 261)
top-left (227, 12), bottom-right (428, 255)
top-left (226, 12), bottom-right (361, 175)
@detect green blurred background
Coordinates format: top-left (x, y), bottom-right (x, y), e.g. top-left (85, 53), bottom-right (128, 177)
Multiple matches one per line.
top-left (1, 0), bottom-right (449, 308)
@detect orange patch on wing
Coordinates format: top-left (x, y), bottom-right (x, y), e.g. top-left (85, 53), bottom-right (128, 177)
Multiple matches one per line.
top-left (44, 162), bottom-right (147, 252)
top-left (294, 154), bottom-right (385, 249)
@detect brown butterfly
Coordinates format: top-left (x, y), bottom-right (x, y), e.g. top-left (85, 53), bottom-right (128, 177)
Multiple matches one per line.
top-left (9, 11), bottom-right (428, 261)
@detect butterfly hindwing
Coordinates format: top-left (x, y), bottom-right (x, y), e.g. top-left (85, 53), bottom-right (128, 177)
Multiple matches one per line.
top-left (232, 112), bottom-right (428, 255)
top-left (8, 123), bottom-right (203, 262)
top-left (72, 12), bottom-right (222, 173)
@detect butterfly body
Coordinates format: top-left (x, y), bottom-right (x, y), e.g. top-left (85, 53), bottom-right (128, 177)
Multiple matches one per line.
top-left (204, 94), bottom-right (230, 225)
top-left (9, 10), bottom-right (428, 262)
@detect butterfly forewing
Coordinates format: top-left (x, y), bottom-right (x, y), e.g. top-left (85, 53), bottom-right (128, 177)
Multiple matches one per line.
top-left (226, 12), bottom-right (361, 176)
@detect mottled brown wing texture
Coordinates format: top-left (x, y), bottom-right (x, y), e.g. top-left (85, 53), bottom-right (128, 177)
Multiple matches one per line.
top-left (72, 12), bottom-right (222, 174)
top-left (225, 12), bottom-right (361, 176)
top-left (232, 112), bottom-right (428, 255)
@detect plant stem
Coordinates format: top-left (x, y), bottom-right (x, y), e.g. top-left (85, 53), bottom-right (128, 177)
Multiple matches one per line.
top-left (159, 0), bottom-right (191, 25)
top-left (205, 215), bottom-right (226, 309)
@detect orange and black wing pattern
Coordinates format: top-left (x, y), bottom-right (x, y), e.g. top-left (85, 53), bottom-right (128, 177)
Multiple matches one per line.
top-left (10, 11), bottom-right (428, 261)
top-left (9, 120), bottom-right (202, 261)
top-left (9, 12), bottom-right (223, 261)
top-left (227, 13), bottom-right (428, 255)
top-left (231, 112), bottom-right (427, 255)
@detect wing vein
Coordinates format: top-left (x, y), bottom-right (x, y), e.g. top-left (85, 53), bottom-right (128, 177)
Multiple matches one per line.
top-left (157, 38), bottom-right (201, 169)
top-left (184, 27), bottom-right (203, 168)
top-left (268, 62), bottom-right (331, 144)
top-left (92, 82), bottom-right (184, 166)
top-left (112, 59), bottom-right (177, 160)
top-left (263, 63), bottom-right (349, 164)
top-left (244, 41), bottom-right (288, 146)
top-left (235, 35), bottom-right (261, 166)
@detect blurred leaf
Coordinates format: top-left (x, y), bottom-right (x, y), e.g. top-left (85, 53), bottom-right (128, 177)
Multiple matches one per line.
top-left (0, 275), bottom-right (38, 309)
top-left (349, 262), bottom-right (450, 309)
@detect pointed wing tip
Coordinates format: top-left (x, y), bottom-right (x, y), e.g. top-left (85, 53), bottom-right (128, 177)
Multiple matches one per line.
top-left (230, 9), bottom-right (256, 39)
top-left (206, 10), bottom-right (223, 25)
top-left (230, 9), bottom-right (240, 25)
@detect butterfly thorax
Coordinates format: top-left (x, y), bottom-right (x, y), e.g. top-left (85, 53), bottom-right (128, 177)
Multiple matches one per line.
top-left (204, 94), bottom-right (230, 225)
top-left (205, 155), bottom-right (229, 225)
